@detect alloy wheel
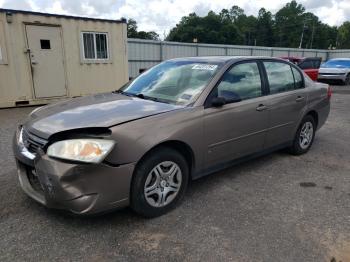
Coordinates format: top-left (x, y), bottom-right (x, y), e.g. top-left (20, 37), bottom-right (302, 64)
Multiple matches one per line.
top-left (299, 121), bottom-right (314, 150)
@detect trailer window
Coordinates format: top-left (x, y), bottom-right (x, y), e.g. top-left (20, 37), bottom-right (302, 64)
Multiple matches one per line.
top-left (40, 39), bottom-right (51, 50)
top-left (82, 32), bottom-right (109, 60)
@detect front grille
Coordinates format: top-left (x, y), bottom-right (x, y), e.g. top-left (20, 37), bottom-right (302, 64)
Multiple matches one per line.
top-left (22, 128), bottom-right (47, 153)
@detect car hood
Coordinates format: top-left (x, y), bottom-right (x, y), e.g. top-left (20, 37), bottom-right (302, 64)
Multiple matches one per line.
top-left (24, 92), bottom-right (183, 139)
top-left (319, 67), bottom-right (349, 74)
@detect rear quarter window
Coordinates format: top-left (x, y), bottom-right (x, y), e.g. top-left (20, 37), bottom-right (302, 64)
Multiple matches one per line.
top-left (291, 67), bottom-right (304, 89)
top-left (303, 72), bottom-right (314, 87)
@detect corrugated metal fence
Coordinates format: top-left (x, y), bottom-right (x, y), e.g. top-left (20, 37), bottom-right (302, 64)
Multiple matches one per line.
top-left (328, 50), bottom-right (350, 59)
top-left (128, 38), bottom-right (350, 78)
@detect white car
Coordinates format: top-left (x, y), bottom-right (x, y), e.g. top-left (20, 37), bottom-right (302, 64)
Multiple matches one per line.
top-left (318, 58), bottom-right (350, 85)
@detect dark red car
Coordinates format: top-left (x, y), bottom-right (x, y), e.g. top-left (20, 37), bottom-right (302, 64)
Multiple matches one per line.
top-left (280, 57), bottom-right (322, 81)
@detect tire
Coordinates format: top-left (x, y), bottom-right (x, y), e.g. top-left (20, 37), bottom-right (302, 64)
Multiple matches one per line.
top-left (288, 115), bottom-right (316, 155)
top-left (130, 147), bottom-right (189, 218)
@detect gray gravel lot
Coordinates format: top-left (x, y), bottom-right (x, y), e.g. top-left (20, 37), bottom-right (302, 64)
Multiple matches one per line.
top-left (0, 86), bottom-right (349, 262)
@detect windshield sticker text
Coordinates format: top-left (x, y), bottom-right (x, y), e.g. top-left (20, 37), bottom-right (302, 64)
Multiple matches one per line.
top-left (192, 64), bottom-right (218, 71)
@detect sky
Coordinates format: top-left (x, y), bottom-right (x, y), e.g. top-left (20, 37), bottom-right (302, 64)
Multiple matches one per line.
top-left (1, 0), bottom-right (349, 38)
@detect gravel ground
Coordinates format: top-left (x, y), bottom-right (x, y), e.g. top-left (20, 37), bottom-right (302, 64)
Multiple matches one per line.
top-left (0, 86), bottom-right (349, 262)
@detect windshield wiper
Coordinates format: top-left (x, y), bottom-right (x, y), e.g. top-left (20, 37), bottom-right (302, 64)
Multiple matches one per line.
top-left (136, 93), bottom-right (170, 104)
top-left (136, 93), bottom-right (145, 99)
top-left (114, 90), bottom-right (170, 104)
top-left (114, 90), bottom-right (136, 97)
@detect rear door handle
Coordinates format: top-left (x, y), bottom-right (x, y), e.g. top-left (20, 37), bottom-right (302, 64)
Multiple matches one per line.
top-left (256, 104), bottom-right (268, 112)
top-left (296, 96), bottom-right (305, 102)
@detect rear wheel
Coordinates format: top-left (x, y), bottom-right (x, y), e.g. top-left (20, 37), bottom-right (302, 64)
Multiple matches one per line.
top-left (288, 115), bottom-right (316, 155)
top-left (130, 147), bottom-right (189, 217)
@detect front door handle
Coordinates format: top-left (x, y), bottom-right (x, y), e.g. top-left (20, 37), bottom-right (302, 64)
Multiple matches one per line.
top-left (296, 96), bottom-right (305, 102)
top-left (256, 104), bottom-right (268, 112)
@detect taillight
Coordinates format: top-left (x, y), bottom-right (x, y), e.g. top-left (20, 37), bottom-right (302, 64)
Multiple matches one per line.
top-left (327, 85), bottom-right (332, 99)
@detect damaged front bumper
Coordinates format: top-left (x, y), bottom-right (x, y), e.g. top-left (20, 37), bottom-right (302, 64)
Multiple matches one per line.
top-left (13, 129), bottom-right (135, 215)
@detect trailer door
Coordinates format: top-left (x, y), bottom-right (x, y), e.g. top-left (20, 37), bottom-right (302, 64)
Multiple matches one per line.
top-left (25, 25), bottom-right (67, 98)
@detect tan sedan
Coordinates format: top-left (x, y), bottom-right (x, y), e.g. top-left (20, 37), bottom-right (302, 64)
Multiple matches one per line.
top-left (13, 57), bottom-right (331, 217)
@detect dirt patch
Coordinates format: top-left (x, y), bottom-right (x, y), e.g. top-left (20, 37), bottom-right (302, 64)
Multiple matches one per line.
top-left (324, 235), bottom-right (350, 262)
top-left (305, 227), bottom-right (350, 262)
top-left (131, 232), bottom-right (167, 252)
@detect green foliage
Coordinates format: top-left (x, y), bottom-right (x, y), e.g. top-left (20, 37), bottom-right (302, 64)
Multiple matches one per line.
top-left (163, 0), bottom-right (346, 49)
top-left (338, 22), bottom-right (350, 49)
top-left (274, 1), bottom-right (305, 47)
top-left (254, 9), bottom-right (274, 47)
top-left (166, 12), bottom-right (242, 44)
top-left (127, 19), bottom-right (159, 40)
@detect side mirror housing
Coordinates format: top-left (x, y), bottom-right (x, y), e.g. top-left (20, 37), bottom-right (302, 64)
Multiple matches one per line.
top-left (211, 97), bottom-right (226, 107)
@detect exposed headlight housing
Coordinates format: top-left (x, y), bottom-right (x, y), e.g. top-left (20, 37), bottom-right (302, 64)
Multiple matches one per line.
top-left (47, 139), bottom-right (115, 163)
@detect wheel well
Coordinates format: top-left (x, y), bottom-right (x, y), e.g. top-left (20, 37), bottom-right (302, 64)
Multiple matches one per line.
top-left (137, 140), bottom-right (195, 176)
top-left (306, 110), bottom-right (318, 128)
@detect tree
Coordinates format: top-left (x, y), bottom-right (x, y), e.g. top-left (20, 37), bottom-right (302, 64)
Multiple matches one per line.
top-left (166, 11), bottom-right (242, 44)
top-left (273, 2), bottom-right (337, 49)
top-left (136, 31), bottom-right (160, 40)
top-left (165, 1), bottom-right (342, 49)
top-left (166, 13), bottom-right (202, 42)
top-left (166, 5), bottom-right (258, 45)
top-left (229, 6), bottom-right (245, 22)
top-left (338, 22), bottom-right (350, 48)
top-left (274, 0), bottom-right (305, 47)
top-left (236, 15), bottom-right (257, 45)
top-left (127, 19), bottom-right (159, 40)
top-left (255, 8), bottom-right (274, 46)
top-left (127, 19), bottom-right (138, 38)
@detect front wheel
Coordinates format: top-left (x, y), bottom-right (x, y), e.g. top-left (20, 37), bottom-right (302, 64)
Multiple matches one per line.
top-left (288, 115), bottom-right (316, 155)
top-left (130, 147), bottom-right (189, 217)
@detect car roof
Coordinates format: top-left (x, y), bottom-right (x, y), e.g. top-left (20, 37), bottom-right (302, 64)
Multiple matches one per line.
top-left (168, 56), bottom-right (286, 64)
top-left (329, 58), bottom-right (350, 61)
top-left (280, 56), bottom-right (302, 60)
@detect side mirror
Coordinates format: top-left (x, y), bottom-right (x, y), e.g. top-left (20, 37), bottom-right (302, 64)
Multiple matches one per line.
top-left (211, 97), bottom-right (226, 107)
top-left (226, 97), bottom-right (242, 103)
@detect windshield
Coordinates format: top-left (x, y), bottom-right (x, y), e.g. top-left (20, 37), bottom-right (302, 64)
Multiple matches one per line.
top-left (120, 60), bottom-right (222, 105)
top-left (321, 60), bottom-right (350, 68)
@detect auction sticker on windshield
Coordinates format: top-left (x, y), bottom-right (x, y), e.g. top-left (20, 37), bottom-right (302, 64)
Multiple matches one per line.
top-left (192, 64), bottom-right (218, 70)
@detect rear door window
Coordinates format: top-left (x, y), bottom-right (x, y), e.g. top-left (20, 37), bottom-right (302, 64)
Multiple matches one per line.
top-left (298, 60), bottom-right (314, 69)
top-left (314, 59), bottom-right (321, 68)
top-left (264, 62), bottom-right (295, 94)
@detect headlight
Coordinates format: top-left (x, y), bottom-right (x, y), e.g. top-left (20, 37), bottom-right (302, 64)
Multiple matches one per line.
top-left (47, 139), bottom-right (115, 163)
